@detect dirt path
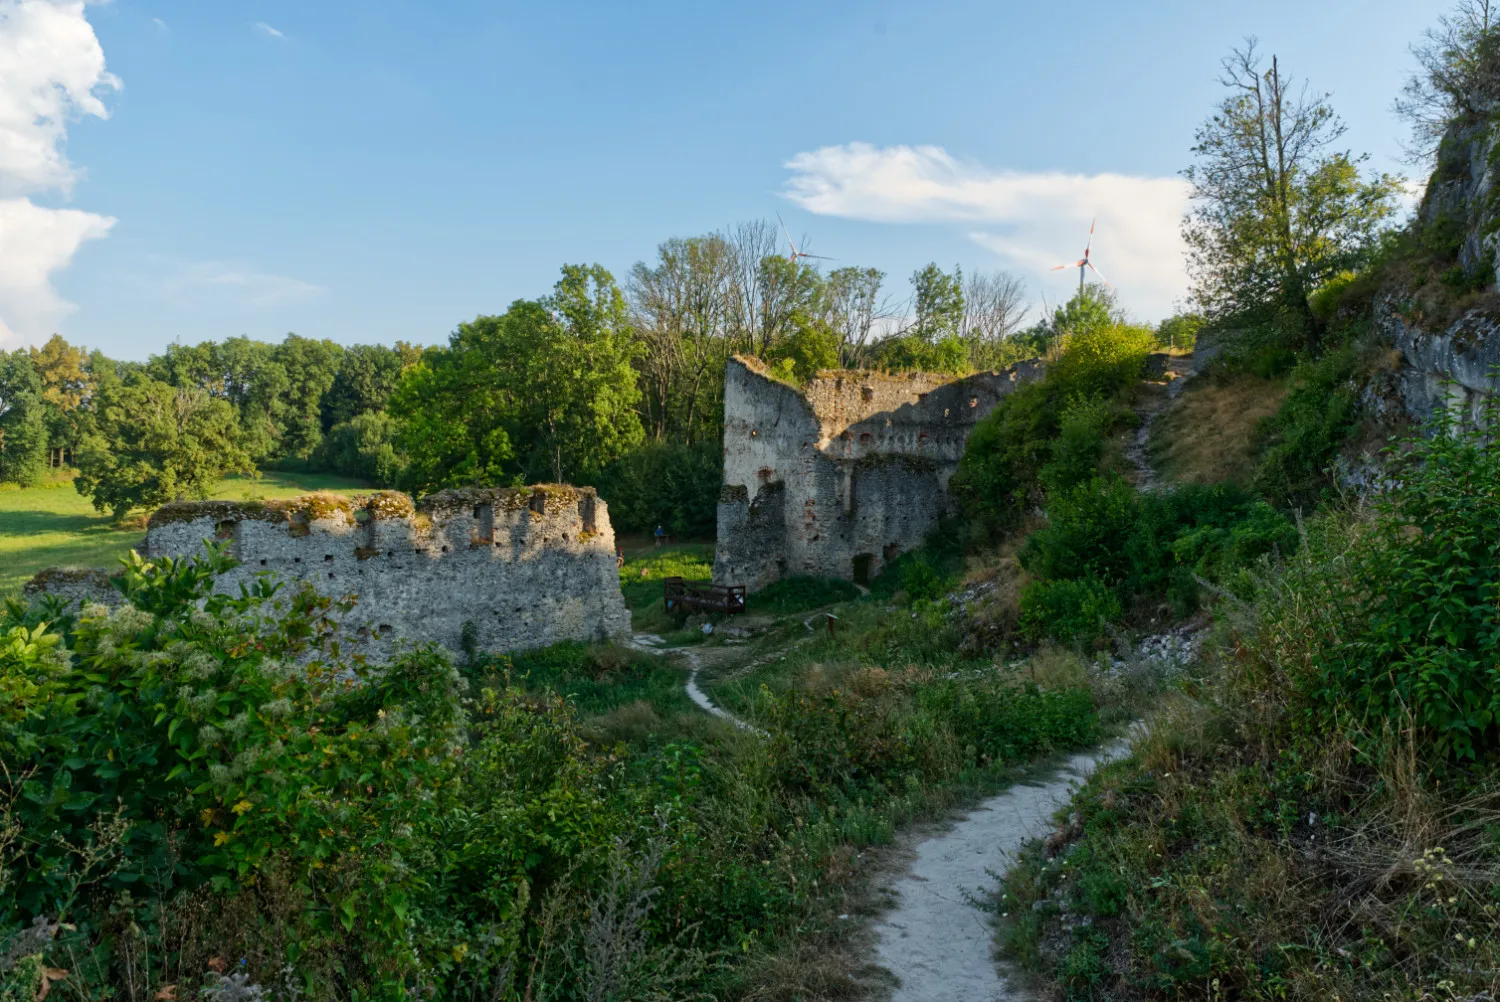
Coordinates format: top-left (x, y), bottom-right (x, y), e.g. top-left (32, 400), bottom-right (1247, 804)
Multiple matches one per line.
top-left (870, 743), bottom-right (1129, 1002)
top-left (1124, 352), bottom-right (1206, 492)
top-left (626, 633), bottom-right (765, 734)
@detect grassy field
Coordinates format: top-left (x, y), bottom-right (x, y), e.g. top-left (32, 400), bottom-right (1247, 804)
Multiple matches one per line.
top-left (0, 470), bottom-right (371, 597)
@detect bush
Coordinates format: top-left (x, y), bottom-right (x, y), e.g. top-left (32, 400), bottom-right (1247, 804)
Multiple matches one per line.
top-left (1265, 407), bottom-right (1500, 760)
top-left (1252, 344), bottom-right (1360, 509)
top-left (952, 313), bottom-right (1152, 541)
top-left (1039, 396), bottom-right (1118, 496)
top-left (313, 410), bottom-right (406, 486)
top-left (1018, 477), bottom-right (1295, 631)
top-left (1019, 576), bottom-right (1122, 644)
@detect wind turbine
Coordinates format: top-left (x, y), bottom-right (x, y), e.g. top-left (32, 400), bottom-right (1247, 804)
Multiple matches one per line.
top-left (777, 212), bottom-right (834, 265)
top-left (1051, 218), bottom-right (1110, 297)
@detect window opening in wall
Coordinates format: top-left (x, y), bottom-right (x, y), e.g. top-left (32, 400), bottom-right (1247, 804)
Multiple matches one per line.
top-left (473, 503), bottom-right (495, 545)
top-left (529, 492), bottom-right (547, 516)
top-left (578, 494), bottom-right (597, 535)
top-left (852, 553), bottom-right (874, 586)
top-left (214, 519), bottom-right (236, 541)
top-left (324, 554), bottom-right (333, 563)
top-left (861, 386), bottom-right (874, 402)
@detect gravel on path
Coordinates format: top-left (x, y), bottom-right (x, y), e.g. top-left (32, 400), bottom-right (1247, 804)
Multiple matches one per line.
top-left (871, 742), bottom-right (1130, 1002)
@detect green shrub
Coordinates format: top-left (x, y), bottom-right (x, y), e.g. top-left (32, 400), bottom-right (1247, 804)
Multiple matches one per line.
top-left (1267, 407), bottom-right (1500, 760)
top-left (1252, 345), bottom-right (1360, 509)
top-left (313, 410), bottom-right (406, 486)
top-left (1039, 397), bottom-right (1117, 496)
top-left (1019, 576), bottom-right (1122, 644)
top-left (1018, 477), bottom-right (1295, 630)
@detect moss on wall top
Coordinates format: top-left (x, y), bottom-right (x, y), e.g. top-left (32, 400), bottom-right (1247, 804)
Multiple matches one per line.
top-left (147, 485), bottom-right (597, 529)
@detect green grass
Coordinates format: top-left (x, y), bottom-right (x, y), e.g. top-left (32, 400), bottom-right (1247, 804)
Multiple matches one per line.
top-left (0, 470), bottom-right (371, 597)
top-left (618, 543), bottom-right (714, 632)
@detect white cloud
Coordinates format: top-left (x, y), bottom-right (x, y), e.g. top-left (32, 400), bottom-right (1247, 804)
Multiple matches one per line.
top-left (252, 21), bottom-right (284, 39)
top-left (152, 16), bottom-right (167, 31)
top-left (0, 0), bottom-right (118, 344)
top-left (0, 196), bottom-right (112, 341)
top-left (163, 260), bottom-right (324, 308)
top-left (783, 142), bottom-right (1193, 322)
top-left (0, 0), bottom-right (118, 198)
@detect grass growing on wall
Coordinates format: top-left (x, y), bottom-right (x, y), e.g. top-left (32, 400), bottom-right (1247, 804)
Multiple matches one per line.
top-left (0, 470), bottom-right (371, 597)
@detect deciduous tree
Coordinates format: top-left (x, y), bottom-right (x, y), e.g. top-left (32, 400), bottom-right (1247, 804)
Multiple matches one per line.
top-left (74, 376), bottom-right (253, 519)
top-left (0, 351), bottom-right (48, 487)
top-left (1182, 41), bottom-right (1404, 350)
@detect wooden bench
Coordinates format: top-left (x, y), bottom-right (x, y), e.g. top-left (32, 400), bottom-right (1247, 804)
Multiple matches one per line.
top-left (664, 577), bottom-right (746, 616)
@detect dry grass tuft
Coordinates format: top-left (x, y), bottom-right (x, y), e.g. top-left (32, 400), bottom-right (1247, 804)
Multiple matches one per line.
top-left (1149, 371), bottom-right (1288, 486)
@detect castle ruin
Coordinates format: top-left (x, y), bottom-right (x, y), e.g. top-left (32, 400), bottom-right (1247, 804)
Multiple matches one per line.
top-left (138, 485), bottom-right (630, 656)
top-left (713, 356), bottom-right (1043, 591)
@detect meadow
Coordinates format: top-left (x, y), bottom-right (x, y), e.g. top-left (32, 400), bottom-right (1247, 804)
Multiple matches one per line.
top-left (0, 470), bottom-right (370, 597)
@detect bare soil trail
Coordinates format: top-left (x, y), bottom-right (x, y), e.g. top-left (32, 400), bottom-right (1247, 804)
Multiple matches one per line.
top-left (1123, 348), bottom-right (1213, 491)
top-left (869, 743), bottom-right (1130, 1001)
top-left (626, 633), bottom-right (766, 733)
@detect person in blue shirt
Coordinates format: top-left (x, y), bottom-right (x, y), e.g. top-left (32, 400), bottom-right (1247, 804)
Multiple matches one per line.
top-left (654, 524), bottom-right (665, 547)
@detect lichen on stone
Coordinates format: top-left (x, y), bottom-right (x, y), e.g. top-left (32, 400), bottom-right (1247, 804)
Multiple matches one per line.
top-left (355, 490), bottom-right (416, 521)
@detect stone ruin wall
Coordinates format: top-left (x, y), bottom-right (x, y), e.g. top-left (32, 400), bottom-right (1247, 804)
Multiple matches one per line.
top-left (714, 355), bottom-right (1043, 591)
top-left (134, 485), bottom-right (630, 657)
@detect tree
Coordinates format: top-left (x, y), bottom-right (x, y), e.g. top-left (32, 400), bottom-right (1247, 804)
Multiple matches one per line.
top-left (909, 263), bottom-right (965, 342)
top-left (28, 334), bottom-right (94, 467)
top-left (321, 343), bottom-right (417, 430)
top-left (392, 265), bottom-right (643, 491)
top-left (962, 269), bottom-right (1029, 369)
top-left (74, 375), bottom-right (253, 519)
top-left (768, 311), bottom-right (840, 383)
top-left (628, 234), bottom-right (739, 443)
top-left (1397, 0), bottom-right (1500, 161)
top-left (536, 264), bottom-right (644, 482)
top-left (0, 351), bottom-right (48, 487)
top-left (313, 410), bottom-right (406, 486)
top-left (271, 335), bottom-right (343, 459)
top-left (823, 266), bottom-right (888, 366)
top-left (1182, 41), bottom-right (1404, 350)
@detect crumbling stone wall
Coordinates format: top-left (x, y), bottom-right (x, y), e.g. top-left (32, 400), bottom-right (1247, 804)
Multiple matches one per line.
top-left (140, 486), bottom-right (630, 656)
top-left (713, 356), bottom-right (1042, 590)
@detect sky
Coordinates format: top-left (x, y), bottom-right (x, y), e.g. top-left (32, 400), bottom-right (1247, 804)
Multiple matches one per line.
top-left (1, 0), bottom-right (1451, 360)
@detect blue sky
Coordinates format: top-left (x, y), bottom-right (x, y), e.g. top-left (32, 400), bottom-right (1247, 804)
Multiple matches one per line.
top-left (3, 0), bottom-right (1448, 359)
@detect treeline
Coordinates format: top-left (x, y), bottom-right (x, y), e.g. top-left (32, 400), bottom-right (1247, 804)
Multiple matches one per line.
top-left (0, 220), bottom-right (1055, 533)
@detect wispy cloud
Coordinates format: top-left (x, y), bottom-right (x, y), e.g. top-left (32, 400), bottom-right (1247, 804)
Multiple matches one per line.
top-left (783, 142), bottom-right (1192, 321)
top-left (163, 260), bottom-right (324, 308)
top-left (152, 16), bottom-right (167, 31)
top-left (252, 21), bottom-right (284, 39)
top-left (0, 0), bottom-right (119, 344)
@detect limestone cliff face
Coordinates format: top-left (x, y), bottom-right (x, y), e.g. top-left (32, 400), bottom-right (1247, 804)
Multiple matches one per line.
top-left (137, 486), bottom-right (630, 657)
top-left (713, 356), bottom-right (1043, 591)
top-left (1418, 114), bottom-right (1500, 289)
top-left (1378, 300), bottom-right (1500, 426)
top-left (1364, 115), bottom-right (1500, 435)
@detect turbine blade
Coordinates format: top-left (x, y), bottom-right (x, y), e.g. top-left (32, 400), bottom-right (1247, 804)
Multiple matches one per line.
top-left (1085, 217), bottom-right (1096, 255)
top-left (1086, 260), bottom-right (1111, 288)
top-left (776, 211), bottom-right (798, 255)
top-left (1051, 260), bottom-right (1086, 271)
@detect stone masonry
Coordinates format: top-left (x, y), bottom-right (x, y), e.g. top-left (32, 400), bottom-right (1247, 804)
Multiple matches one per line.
top-left (713, 355), bottom-right (1043, 591)
top-left (141, 485), bottom-right (630, 657)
